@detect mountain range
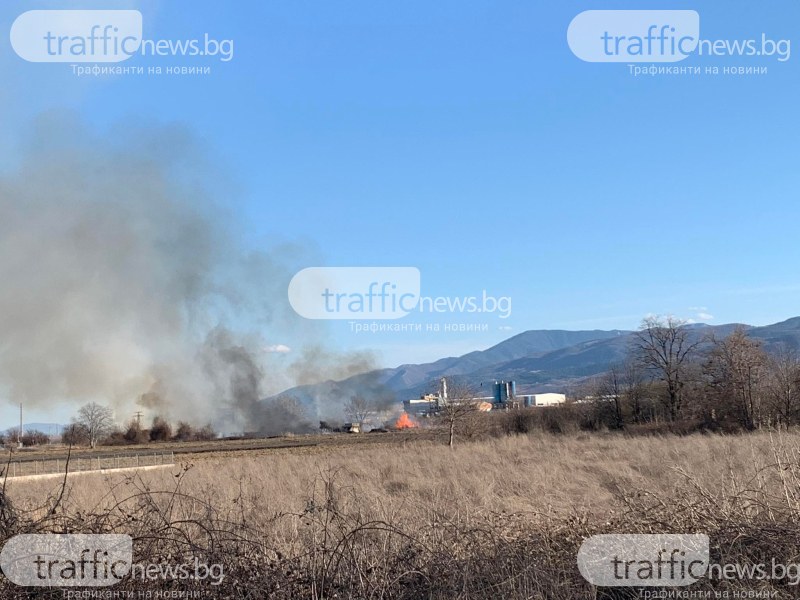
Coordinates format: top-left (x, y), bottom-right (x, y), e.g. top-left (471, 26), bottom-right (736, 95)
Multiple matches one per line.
top-left (276, 317), bottom-right (800, 408)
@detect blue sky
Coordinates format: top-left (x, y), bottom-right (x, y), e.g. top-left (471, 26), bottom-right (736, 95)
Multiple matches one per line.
top-left (1, 0), bottom-right (799, 426)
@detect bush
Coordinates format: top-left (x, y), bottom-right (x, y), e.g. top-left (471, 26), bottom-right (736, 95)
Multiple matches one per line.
top-left (123, 421), bottom-right (149, 444)
top-left (493, 405), bottom-right (585, 436)
top-left (62, 423), bottom-right (90, 446)
top-left (194, 424), bottom-right (217, 441)
top-left (20, 429), bottom-right (49, 446)
top-left (101, 428), bottom-right (130, 446)
top-left (173, 421), bottom-right (194, 441)
top-left (498, 410), bottom-right (530, 434)
top-left (149, 416), bottom-right (172, 442)
top-left (172, 421), bottom-right (216, 442)
top-left (623, 418), bottom-right (705, 437)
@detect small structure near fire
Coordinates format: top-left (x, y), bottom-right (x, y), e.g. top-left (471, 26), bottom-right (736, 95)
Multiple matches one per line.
top-left (320, 421), bottom-right (363, 433)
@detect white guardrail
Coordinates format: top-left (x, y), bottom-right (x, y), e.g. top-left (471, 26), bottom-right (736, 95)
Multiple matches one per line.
top-left (3, 451), bottom-right (175, 479)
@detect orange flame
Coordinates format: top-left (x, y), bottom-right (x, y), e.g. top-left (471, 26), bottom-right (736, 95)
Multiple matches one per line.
top-left (395, 413), bottom-right (417, 429)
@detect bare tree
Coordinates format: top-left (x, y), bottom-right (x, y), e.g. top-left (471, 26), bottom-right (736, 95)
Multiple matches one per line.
top-left (593, 365), bottom-right (625, 429)
top-left (632, 316), bottom-right (702, 421)
top-left (149, 415), bottom-right (173, 442)
top-left (21, 430), bottom-right (49, 446)
top-left (622, 358), bottom-right (648, 423)
top-left (75, 402), bottom-right (115, 448)
top-left (587, 359), bottom-right (651, 429)
top-left (704, 328), bottom-right (767, 430)
top-left (344, 395), bottom-right (376, 427)
top-left (436, 377), bottom-right (478, 447)
top-left (62, 423), bottom-right (91, 446)
top-left (765, 348), bottom-right (800, 427)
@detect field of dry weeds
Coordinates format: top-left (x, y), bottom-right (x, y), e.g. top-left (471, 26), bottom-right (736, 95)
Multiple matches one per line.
top-left (5, 430), bottom-right (800, 598)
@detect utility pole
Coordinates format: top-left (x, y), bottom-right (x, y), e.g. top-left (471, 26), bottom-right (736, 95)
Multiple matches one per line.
top-left (134, 411), bottom-right (143, 429)
top-left (18, 402), bottom-right (23, 448)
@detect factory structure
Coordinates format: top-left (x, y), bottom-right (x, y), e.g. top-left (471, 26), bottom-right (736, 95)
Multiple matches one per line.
top-left (403, 378), bottom-right (566, 417)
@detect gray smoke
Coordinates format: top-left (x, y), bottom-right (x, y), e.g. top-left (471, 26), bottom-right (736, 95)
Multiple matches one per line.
top-left (288, 346), bottom-right (376, 387)
top-left (285, 346), bottom-right (397, 425)
top-left (0, 112), bottom-right (383, 432)
top-left (286, 345), bottom-right (394, 425)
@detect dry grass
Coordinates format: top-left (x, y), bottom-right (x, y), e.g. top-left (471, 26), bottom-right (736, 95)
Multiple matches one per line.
top-left (4, 430), bottom-right (800, 598)
top-left (3, 429), bottom-right (441, 461)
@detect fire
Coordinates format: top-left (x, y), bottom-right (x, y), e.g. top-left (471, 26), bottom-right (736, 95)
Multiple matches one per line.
top-left (395, 413), bottom-right (417, 429)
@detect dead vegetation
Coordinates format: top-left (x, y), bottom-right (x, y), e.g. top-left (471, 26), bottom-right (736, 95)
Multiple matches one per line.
top-left (3, 431), bottom-right (800, 597)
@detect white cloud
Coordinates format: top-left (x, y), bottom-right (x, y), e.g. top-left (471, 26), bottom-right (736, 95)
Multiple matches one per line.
top-left (641, 310), bottom-right (714, 325)
top-left (687, 307), bottom-right (714, 322)
top-left (264, 344), bottom-right (291, 354)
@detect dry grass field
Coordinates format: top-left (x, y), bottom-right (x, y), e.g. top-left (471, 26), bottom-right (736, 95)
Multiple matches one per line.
top-left (4, 429), bottom-right (800, 598)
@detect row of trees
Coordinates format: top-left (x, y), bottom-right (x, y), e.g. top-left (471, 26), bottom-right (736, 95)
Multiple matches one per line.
top-left (423, 317), bottom-right (800, 443)
top-left (0, 428), bottom-right (51, 447)
top-left (313, 318), bottom-right (800, 445)
top-left (588, 317), bottom-right (800, 431)
top-left (63, 403), bottom-right (216, 447)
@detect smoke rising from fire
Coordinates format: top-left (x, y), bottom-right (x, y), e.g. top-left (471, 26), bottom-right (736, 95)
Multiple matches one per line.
top-left (0, 112), bottom-right (382, 432)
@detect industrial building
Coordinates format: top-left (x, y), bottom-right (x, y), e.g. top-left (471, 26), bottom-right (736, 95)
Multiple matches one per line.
top-left (521, 392), bottom-right (567, 407)
top-left (403, 379), bottom-right (566, 416)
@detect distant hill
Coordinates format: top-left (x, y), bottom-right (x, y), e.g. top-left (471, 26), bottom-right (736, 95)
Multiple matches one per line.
top-left (748, 317), bottom-right (800, 348)
top-left (381, 329), bottom-right (628, 392)
top-left (273, 318), bottom-right (800, 411)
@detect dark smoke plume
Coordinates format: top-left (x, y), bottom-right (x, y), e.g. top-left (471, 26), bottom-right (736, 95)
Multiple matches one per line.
top-left (0, 112), bottom-right (384, 432)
